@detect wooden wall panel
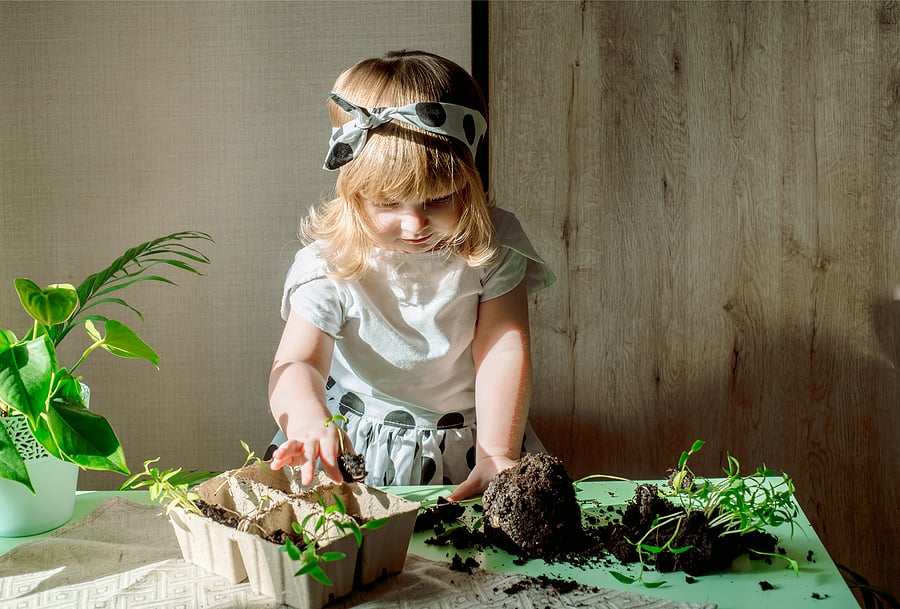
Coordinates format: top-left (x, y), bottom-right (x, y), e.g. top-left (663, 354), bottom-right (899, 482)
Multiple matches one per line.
top-left (491, 0), bottom-right (899, 598)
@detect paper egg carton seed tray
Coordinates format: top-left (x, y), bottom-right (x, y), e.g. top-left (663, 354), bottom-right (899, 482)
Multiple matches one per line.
top-left (168, 463), bottom-right (420, 609)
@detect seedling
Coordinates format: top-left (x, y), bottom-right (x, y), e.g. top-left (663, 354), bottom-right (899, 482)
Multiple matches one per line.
top-left (281, 491), bottom-right (388, 585)
top-left (325, 414), bottom-right (367, 482)
top-left (119, 457), bottom-right (218, 516)
top-left (577, 441), bottom-right (802, 588)
top-left (662, 440), bottom-right (799, 540)
top-left (119, 440), bottom-right (258, 515)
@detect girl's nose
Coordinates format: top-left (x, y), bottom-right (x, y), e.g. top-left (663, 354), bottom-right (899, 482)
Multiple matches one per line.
top-left (401, 207), bottom-right (428, 233)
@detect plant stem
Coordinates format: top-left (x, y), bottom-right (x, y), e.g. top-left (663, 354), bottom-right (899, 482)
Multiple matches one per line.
top-left (69, 340), bottom-right (103, 375)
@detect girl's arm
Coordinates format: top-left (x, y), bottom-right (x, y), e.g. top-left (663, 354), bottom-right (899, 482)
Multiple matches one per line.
top-left (268, 309), bottom-right (344, 484)
top-left (448, 279), bottom-right (532, 501)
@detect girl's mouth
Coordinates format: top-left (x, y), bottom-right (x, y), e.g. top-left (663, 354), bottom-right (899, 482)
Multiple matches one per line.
top-left (403, 234), bottom-right (433, 245)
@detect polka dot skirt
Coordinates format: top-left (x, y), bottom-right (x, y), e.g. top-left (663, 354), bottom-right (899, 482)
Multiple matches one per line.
top-left (267, 376), bottom-right (546, 486)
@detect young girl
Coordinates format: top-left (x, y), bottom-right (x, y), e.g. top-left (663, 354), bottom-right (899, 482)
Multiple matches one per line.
top-left (267, 50), bottom-right (555, 501)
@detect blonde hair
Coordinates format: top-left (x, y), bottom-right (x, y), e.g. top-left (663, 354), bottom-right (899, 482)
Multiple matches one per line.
top-left (302, 50), bottom-right (495, 281)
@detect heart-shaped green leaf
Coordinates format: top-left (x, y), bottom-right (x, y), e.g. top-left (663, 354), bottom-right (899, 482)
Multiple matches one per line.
top-left (15, 279), bottom-right (78, 327)
top-left (0, 335), bottom-right (58, 421)
top-left (45, 386), bottom-right (128, 474)
top-left (85, 320), bottom-right (159, 367)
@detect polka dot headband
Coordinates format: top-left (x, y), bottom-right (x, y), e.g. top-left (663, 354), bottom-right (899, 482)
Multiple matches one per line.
top-left (323, 91), bottom-right (487, 171)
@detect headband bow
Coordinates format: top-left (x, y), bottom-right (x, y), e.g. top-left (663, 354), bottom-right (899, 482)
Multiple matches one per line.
top-left (323, 91), bottom-right (487, 171)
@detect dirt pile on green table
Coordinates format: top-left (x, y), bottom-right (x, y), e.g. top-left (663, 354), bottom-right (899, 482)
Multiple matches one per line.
top-left (482, 453), bottom-right (584, 559)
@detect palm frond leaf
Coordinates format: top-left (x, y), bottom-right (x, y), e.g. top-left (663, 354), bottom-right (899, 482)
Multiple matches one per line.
top-left (50, 231), bottom-right (213, 345)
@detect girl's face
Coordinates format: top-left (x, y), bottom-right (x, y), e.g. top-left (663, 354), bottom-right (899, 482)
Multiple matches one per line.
top-left (361, 192), bottom-right (461, 253)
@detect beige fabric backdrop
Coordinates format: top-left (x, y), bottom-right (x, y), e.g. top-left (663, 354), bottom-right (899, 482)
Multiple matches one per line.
top-left (0, 1), bottom-right (473, 488)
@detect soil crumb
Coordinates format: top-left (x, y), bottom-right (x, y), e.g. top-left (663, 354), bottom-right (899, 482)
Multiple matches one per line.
top-left (449, 553), bottom-right (480, 573)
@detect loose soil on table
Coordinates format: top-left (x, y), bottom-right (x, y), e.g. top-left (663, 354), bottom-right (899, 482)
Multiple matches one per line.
top-left (416, 452), bottom-right (783, 579)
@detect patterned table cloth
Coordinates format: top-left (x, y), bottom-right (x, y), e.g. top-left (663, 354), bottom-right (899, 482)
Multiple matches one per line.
top-left (0, 498), bottom-right (715, 609)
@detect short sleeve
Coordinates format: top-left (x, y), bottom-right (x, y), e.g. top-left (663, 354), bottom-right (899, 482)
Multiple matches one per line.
top-left (280, 246), bottom-right (345, 338)
top-left (480, 208), bottom-right (556, 300)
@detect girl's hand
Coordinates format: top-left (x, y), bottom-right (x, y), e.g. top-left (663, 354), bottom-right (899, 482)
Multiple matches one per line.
top-left (269, 424), bottom-right (348, 485)
top-left (447, 455), bottom-right (517, 502)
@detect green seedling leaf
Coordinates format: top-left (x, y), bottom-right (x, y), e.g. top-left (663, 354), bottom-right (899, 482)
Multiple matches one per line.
top-left (642, 580), bottom-right (666, 589)
top-left (363, 517), bottom-right (390, 530)
top-left (324, 414), bottom-right (348, 427)
top-left (331, 492), bottom-right (346, 514)
top-left (320, 551), bottom-right (347, 562)
top-left (293, 560), bottom-right (318, 577)
top-left (282, 538), bottom-right (302, 561)
top-left (305, 565), bottom-right (333, 586)
top-left (336, 520), bottom-right (363, 546)
top-left (610, 571), bottom-right (636, 585)
top-left (15, 279), bottom-right (78, 327)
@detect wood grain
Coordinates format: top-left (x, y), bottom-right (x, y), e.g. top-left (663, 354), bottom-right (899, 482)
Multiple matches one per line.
top-left (491, 0), bottom-right (899, 599)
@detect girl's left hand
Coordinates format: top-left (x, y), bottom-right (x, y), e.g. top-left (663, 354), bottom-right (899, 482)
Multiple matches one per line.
top-left (447, 455), bottom-right (517, 502)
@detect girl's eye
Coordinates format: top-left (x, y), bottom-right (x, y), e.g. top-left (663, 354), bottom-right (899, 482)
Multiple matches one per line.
top-left (427, 195), bottom-right (454, 207)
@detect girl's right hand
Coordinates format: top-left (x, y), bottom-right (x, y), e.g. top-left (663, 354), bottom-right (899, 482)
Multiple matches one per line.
top-left (269, 423), bottom-right (348, 485)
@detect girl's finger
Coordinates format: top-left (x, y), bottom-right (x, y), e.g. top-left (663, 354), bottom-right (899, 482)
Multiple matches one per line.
top-left (448, 478), bottom-right (477, 502)
top-left (269, 440), bottom-right (303, 470)
top-left (299, 440), bottom-right (319, 485)
top-left (317, 429), bottom-right (344, 483)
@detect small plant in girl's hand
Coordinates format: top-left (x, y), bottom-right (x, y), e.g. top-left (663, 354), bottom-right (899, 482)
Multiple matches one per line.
top-left (325, 414), bottom-right (367, 482)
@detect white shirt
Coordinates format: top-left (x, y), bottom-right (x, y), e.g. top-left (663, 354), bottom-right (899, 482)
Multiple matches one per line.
top-left (281, 208), bottom-right (555, 415)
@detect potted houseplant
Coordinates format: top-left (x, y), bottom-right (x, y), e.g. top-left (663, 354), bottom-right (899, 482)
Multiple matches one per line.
top-left (0, 231), bottom-right (212, 536)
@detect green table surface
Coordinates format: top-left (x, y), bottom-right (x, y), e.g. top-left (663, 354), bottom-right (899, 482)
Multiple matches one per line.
top-left (0, 482), bottom-right (858, 609)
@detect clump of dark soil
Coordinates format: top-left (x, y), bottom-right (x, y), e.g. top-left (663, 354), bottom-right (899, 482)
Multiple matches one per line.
top-left (414, 496), bottom-right (465, 532)
top-left (196, 500), bottom-right (240, 528)
top-left (449, 553), bottom-right (480, 573)
top-left (338, 451), bottom-right (367, 482)
top-left (482, 453), bottom-right (584, 559)
top-left (416, 497), bottom-right (490, 550)
top-left (603, 482), bottom-right (777, 576)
